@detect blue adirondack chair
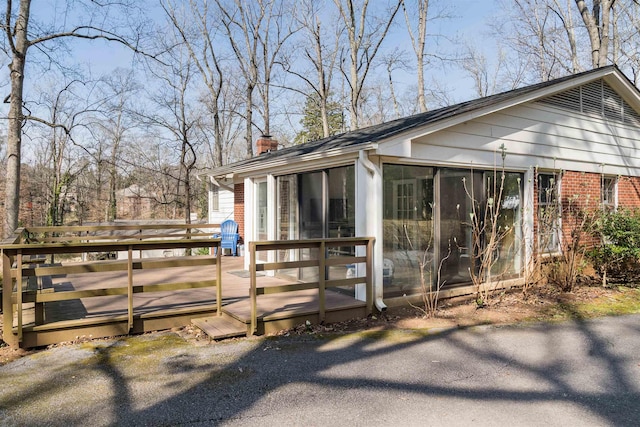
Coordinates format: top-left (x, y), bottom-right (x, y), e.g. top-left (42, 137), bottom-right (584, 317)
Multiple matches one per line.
top-left (214, 219), bottom-right (239, 256)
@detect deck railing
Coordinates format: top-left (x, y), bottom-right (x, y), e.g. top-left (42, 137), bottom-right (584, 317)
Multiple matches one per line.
top-left (1, 224), bottom-right (222, 348)
top-left (248, 237), bottom-right (374, 335)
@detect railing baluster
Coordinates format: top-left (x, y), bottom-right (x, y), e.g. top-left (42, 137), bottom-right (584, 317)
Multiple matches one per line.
top-left (250, 242), bottom-right (257, 335)
top-left (319, 241), bottom-right (326, 322)
top-left (16, 250), bottom-right (23, 342)
top-left (216, 240), bottom-right (222, 316)
top-left (366, 238), bottom-right (374, 315)
top-left (2, 251), bottom-right (13, 346)
top-left (127, 245), bottom-right (134, 331)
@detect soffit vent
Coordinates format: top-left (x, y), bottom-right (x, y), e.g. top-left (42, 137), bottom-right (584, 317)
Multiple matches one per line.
top-left (538, 79), bottom-right (640, 127)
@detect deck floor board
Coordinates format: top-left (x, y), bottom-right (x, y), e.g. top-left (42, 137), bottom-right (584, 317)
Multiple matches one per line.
top-left (13, 256), bottom-right (361, 331)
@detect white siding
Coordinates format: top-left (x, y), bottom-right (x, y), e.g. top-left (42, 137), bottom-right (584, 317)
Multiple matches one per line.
top-left (208, 188), bottom-right (234, 225)
top-left (411, 102), bottom-right (640, 176)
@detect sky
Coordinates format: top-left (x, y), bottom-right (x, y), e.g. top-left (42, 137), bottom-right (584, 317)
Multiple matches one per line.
top-left (60, 0), bottom-right (499, 104)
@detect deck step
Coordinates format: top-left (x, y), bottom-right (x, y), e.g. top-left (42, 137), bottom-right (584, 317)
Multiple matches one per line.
top-left (192, 315), bottom-right (247, 340)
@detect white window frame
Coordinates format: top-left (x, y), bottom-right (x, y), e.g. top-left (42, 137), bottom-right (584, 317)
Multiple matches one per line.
top-left (602, 175), bottom-right (618, 211)
top-left (537, 172), bottom-right (561, 254)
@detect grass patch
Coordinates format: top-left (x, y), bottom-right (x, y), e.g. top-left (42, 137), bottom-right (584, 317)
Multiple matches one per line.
top-left (81, 333), bottom-right (189, 362)
top-left (535, 286), bottom-right (640, 321)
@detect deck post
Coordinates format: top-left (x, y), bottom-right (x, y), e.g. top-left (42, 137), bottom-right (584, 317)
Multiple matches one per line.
top-left (365, 238), bottom-right (374, 315)
top-left (1, 250), bottom-right (13, 346)
top-left (216, 241), bottom-right (222, 316)
top-left (249, 242), bottom-right (257, 335)
top-left (318, 241), bottom-right (326, 322)
top-left (127, 245), bottom-right (134, 330)
top-left (16, 250), bottom-right (23, 343)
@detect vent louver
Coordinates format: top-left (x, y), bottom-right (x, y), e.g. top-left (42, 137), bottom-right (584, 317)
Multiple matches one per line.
top-left (538, 79), bottom-right (640, 127)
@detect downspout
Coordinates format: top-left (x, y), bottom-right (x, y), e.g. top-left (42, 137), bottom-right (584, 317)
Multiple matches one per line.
top-left (358, 150), bottom-right (387, 313)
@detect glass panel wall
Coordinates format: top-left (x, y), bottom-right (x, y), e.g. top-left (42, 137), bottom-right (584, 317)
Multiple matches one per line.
top-left (275, 166), bottom-right (356, 285)
top-left (438, 169), bottom-right (482, 286)
top-left (276, 175), bottom-right (298, 277)
top-left (327, 166), bottom-right (355, 284)
top-left (328, 166), bottom-right (355, 254)
top-left (383, 164), bottom-right (523, 298)
top-left (256, 180), bottom-right (268, 262)
top-left (489, 172), bottom-right (523, 277)
top-left (382, 165), bottom-right (434, 296)
top-left (297, 172), bottom-right (323, 281)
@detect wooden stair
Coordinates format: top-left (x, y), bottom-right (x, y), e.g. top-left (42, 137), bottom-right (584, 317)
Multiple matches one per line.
top-left (191, 315), bottom-right (247, 340)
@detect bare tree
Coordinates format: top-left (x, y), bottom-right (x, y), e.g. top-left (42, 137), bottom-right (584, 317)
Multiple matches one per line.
top-left (92, 71), bottom-right (139, 222)
top-left (284, 0), bottom-right (344, 139)
top-left (381, 49), bottom-right (408, 118)
top-left (462, 44), bottom-right (516, 97)
top-left (0, 0), bottom-right (148, 237)
top-left (33, 81), bottom-right (89, 226)
top-left (141, 40), bottom-right (201, 224)
top-left (575, 0), bottom-right (616, 68)
top-left (254, 1), bottom-right (298, 139)
top-left (215, 0), bottom-right (259, 158)
top-left (161, 0), bottom-right (226, 168)
top-left (213, 0), bottom-right (297, 157)
top-left (401, 0), bottom-right (429, 112)
top-left (495, 0), bottom-right (586, 83)
top-left (613, 1), bottom-right (640, 83)
top-left (334, 0), bottom-right (402, 130)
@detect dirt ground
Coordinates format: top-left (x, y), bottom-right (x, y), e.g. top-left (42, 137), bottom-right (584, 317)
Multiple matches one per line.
top-left (276, 283), bottom-right (640, 335)
top-left (2, 283), bottom-right (639, 365)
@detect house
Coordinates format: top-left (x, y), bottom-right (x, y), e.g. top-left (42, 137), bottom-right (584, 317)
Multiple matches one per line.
top-left (116, 184), bottom-right (154, 219)
top-left (204, 176), bottom-right (235, 226)
top-left (200, 66), bottom-right (640, 309)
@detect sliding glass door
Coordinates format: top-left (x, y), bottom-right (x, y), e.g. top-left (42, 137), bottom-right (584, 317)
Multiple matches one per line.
top-left (276, 166), bottom-right (355, 282)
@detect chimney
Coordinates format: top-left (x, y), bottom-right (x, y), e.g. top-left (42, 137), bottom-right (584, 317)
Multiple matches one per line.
top-left (256, 135), bottom-right (278, 155)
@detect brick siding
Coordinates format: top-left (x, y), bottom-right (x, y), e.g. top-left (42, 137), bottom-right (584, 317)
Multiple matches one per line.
top-left (559, 171), bottom-right (601, 249)
top-left (617, 176), bottom-right (640, 207)
top-left (234, 183), bottom-right (245, 241)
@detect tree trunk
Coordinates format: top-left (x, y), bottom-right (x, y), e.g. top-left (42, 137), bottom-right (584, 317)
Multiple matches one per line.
top-left (575, 0), bottom-right (615, 68)
top-left (245, 84), bottom-right (254, 157)
top-left (106, 137), bottom-right (119, 222)
top-left (4, 0), bottom-right (31, 237)
top-left (402, 0), bottom-right (429, 113)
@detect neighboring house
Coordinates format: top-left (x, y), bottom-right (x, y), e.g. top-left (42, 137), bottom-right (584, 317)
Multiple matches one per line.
top-left (116, 185), bottom-right (153, 219)
top-left (200, 66), bottom-right (640, 308)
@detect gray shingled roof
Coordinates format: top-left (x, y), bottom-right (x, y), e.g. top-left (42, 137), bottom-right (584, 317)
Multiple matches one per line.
top-left (206, 66), bottom-right (621, 177)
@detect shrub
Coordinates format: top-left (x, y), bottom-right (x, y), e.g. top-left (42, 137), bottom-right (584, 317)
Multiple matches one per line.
top-left (588, 209), bottom-right (640, 285)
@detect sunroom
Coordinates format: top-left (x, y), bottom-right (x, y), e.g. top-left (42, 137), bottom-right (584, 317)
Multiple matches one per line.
top-left (202, 65), bottom-right (640, 309)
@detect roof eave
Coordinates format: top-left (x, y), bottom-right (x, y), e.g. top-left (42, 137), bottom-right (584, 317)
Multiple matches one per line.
top-left (382, 67), bottom-right (620, 144)
top-left (200, 142), bottom-right (377, 179)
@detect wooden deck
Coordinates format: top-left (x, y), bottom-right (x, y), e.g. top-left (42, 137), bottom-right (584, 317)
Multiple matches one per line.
top-left (5, 256), bottom-right (366, 345)
top-left (2, 226), bottom-right (373, 348)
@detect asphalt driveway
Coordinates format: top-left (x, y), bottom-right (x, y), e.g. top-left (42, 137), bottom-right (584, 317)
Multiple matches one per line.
top-left (1, 314), bottom-right (640, 426)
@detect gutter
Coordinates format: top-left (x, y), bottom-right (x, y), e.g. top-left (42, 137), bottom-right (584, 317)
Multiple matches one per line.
top-left (199, 142), bottom-right (377, 181)
top-left (358, 149), bottom-right (387, 313)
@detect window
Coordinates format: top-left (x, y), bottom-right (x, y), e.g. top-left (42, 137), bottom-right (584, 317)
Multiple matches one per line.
top-left (211, 186), bottom-right (219, 212)
top-left (537, 173), bottom-right (560, 253)
top-left (394, 180), bottom-right (416, 221)
top-left (602, 176), bottom-right (617, 211)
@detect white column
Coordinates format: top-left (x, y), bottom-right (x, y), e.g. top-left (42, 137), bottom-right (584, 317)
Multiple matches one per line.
top-left (207, 179), bottom-right (214, 224)
top-left (355, 151), bottom-right (383, 303)
top-left (267, 174), bottom-right (277, 271)
top-left (243, 177), bottom-right (254, 271)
